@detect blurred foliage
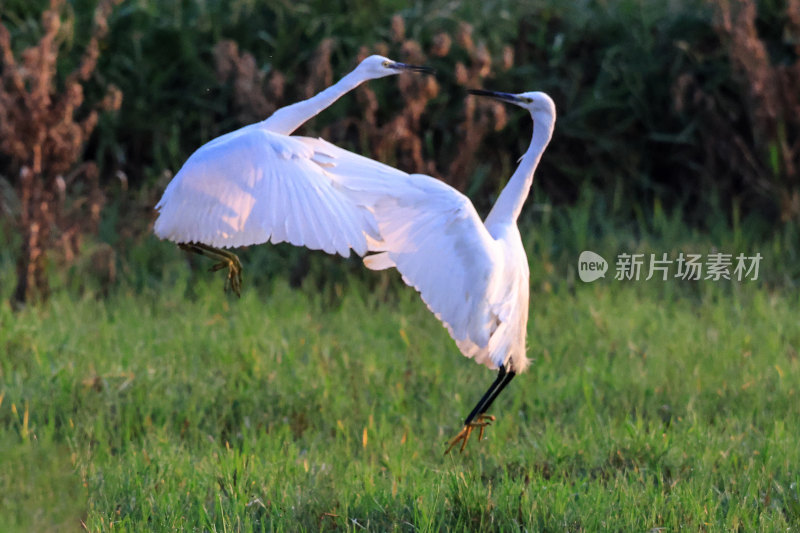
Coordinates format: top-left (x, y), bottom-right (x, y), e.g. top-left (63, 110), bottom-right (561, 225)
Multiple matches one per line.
top-left (1, 0), bottom-right (799, 295)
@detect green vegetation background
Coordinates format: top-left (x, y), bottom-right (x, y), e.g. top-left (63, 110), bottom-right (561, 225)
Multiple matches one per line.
top-left (1, 0), bottom-right (799, 530)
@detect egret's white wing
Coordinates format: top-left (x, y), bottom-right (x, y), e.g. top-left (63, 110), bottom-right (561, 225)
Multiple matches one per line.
top-left (359, 174), bottom-right (510, 366)
top-left (154, 125), bottom-right (404, 256)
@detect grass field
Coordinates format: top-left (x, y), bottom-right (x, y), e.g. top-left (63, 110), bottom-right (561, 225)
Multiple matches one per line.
top-left (1, 233), bottom-right (799, 531)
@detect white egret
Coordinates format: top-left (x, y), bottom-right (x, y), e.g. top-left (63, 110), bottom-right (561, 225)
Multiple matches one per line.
top-left (154, 55), bottom-right (432, 295)
top-left (355, 89), bottom-right (556, 453)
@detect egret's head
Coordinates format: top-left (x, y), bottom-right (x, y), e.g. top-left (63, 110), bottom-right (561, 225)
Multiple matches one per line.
top-left (356, 55), bottom-right (435, 79)
top-left (469, 89), bottom-right (556, 128)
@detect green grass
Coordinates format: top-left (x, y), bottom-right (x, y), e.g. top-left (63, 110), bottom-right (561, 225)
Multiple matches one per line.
top-left (1, 243), bottom-right (799, 531)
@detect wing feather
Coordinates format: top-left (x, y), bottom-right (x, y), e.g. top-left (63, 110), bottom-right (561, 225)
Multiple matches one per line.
top-left (363, 174), bottom-right (505, 355)
top-left (153, 125), bottom-right (395, 256)
top-left (267, 167), bottom-right (287, 244)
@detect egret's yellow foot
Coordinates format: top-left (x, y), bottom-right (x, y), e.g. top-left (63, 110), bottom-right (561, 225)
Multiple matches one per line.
top-left (444, 414), bottom-right (496, 454)
top-left (208, 254), bottom-right (243, 297)
top-left (179, 243), bottom-right (243, 297)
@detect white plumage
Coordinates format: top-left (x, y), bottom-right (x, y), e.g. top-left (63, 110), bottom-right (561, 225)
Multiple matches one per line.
top-left (154, 55), bottom-right (431, 258)
top-left (154, 127), bottom-right (401, 256)
top-left (348, 91), bottom-right (556, 377)
top-left (153, 59), bottom-right (556, 451)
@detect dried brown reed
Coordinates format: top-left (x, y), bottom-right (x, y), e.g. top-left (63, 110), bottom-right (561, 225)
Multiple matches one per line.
top-left (706, 0), bottom-right (800, 221)
top-left (0, 0), bottom-right (122, 304)
top-left (213, 40), bottom-right (285, 125)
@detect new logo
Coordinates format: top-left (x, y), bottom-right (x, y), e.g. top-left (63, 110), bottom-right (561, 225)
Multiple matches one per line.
top-left (578, 250), bottom-right (608, 282)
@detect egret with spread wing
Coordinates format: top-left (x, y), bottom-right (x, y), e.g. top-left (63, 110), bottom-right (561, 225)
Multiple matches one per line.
top-left (357, 90), bottom-right (556, 453)
top-left (154, 55), bottom-right (432, 295)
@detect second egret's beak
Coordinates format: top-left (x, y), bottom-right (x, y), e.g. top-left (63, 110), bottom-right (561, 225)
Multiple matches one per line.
top-left (390, 62), bottom-right (436, 75)
top-left (468, 89), bottom-right (525, 104)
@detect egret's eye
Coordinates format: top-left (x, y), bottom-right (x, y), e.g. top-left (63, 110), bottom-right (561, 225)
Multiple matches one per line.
top-left (382, 60), bottom-right (391, 68)
top-left (523, 97), bottom-right (534, 104)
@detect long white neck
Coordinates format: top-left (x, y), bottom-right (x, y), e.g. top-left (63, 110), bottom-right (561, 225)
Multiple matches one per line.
top-left (484, 115), bottom-right (554, 230)
top-left (261, 69), bottom-right (370, 135)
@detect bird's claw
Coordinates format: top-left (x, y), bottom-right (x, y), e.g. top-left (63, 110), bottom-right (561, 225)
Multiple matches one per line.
top-left (209, 256), bottom-right (243, 297)
top-left (477, 414), bottom-right (496, 441)
top-left (180, 243), bottom-right (244, 297)
top-left (444, 414), bottom-right (496, 454)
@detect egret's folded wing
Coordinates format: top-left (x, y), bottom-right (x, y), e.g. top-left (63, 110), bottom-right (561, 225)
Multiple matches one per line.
top-left (154, 126), bottom-right (384, 256)
top-left (363, 174), bottom-right (503, 351)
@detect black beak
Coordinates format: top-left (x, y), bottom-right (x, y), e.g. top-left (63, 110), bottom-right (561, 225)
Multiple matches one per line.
top-left (390, 62), bottom-right (436, 75)
top-left (468, 89), bottom-right (524, 104)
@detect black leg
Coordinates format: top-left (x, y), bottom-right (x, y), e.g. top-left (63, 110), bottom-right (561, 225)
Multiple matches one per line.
top-left (463, 365), bottom-right (509, 426)
top-left (474, 368), bottom-right (515, 420)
